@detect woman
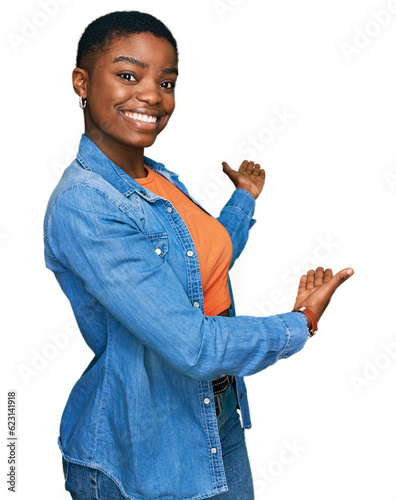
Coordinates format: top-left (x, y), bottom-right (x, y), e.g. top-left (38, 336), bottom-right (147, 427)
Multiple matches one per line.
top-left (43, 11), bottom-right (353, 500)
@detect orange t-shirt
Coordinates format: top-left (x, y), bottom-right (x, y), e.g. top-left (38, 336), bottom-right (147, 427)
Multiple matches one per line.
top-left (135, 166), bottom-right (232, 316)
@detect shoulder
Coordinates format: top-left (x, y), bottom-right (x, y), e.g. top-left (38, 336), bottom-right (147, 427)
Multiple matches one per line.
top-left (43, 161), bottom-right (140, 237)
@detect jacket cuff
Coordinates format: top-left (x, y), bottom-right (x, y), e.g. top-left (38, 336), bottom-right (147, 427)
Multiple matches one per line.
top-left (227, 188), bottom-right (256, 221)
top-left (274, 312), bottom-right (310, 359)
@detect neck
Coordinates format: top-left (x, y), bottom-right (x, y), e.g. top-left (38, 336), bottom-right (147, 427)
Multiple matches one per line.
top-left (85, 129), bottom-right (147, 179)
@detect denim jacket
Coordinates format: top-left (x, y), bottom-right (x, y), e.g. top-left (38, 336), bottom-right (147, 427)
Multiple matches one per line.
top-left (43, 134), bottom-right (309, 500)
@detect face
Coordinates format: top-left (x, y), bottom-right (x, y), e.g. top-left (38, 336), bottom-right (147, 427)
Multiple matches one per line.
top-left (73, 32), bottom-right (178, 153)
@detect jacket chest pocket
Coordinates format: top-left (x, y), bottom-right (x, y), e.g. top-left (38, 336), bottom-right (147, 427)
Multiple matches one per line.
top-left (146, 232), bottom-right (169, 260)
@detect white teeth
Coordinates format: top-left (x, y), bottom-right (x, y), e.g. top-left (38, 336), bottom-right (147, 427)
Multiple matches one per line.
top-left (124, 111), bottom-right (157, 123)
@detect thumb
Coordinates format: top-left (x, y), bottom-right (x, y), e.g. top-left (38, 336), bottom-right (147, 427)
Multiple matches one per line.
top-left (222, 161), bottom-right (239, 183)
top-left (325, 267), bottom-right (354, 296)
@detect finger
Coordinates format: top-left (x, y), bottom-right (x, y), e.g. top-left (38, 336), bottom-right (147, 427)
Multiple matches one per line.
top-left (298, 274), bottom-right (308, 292)
top-left (324, 267), bottom-right (354, 295)
top-left (306, 269), bottom-right (315, 290)
top-left (259, 169), bottom-right (266, 179)
top-left (239, 160), bottom-right (248, 173)
top-left (252, 163), bottom-right (261, 176)
top-left (323, 268), bottom-right (333, 284)
top-left (314, 266), bottom-right (324, 287)
top-left (222, 162), bottom-right (239, 182)
top-left (246, 161), bottom-right (255, 174)
top-left (222, 161), bottom-right (233, 174)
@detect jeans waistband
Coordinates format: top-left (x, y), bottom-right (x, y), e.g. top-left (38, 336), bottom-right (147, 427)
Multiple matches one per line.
top-left (212, 375), bottom-right (234, 396)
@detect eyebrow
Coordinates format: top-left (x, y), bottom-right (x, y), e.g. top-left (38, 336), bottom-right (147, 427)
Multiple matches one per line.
top-left (112, 56), bottom-right (178, 76)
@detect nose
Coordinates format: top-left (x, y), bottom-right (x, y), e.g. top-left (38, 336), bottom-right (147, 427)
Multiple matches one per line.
top-left (135, 78), bottom-right (162, 106)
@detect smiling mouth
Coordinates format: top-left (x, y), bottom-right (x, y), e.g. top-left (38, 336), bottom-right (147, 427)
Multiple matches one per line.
top-left (121, 111), bottom-right (158, 123)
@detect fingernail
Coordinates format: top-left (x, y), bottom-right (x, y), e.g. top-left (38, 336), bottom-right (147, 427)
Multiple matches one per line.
top-left (346, 268), bottom-right (354, 276)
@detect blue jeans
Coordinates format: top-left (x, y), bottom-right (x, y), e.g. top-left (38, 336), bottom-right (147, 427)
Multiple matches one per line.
top-left (62, 383), bottom-right (254, 499)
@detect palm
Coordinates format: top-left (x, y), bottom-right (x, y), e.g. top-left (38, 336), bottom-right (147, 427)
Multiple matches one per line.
top-left (222, 160), bottom-right (265, 200)
top-left (293, 268), bottom-right (334, 311)
top-left (292, 267), bottom-right (354, 329)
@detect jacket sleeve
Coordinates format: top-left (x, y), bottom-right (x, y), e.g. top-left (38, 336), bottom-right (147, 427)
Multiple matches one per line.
top-left (44, 185), bottom-right (309, 381)
top-left (216, 188), bottom-right (257, 269)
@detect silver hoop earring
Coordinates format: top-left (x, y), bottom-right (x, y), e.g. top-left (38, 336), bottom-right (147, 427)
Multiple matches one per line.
top-left (79, 96), bottom-right (87, 109)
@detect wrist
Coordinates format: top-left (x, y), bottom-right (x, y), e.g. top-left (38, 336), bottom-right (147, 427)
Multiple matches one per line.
top-left (302, 312), bottom-right (313, 330)
top-left (292, 307), bottom-right (317, 337)
top-left (235, 186), bottom-right (257, 200)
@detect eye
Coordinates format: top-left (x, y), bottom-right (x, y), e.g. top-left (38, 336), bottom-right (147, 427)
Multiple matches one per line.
top-left (160, 81), bottom-right (176, 90)
top-left (119, 73), bottom-right (137, 82)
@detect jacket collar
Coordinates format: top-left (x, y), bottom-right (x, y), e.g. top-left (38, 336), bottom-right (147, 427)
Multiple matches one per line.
top-left (76, 134), bottom-right (177, 198)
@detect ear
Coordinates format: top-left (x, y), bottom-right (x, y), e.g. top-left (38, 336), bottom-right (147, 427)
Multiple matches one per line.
top-left (72, 67), bottom-right (89, 98)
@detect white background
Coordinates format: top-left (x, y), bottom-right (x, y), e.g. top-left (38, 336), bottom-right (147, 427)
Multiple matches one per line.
top-left (2, 0), bottom-right (395, 499)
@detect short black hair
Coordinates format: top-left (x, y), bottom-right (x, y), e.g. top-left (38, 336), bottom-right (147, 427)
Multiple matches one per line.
top-left (76, 11), bottom-right (178, 73)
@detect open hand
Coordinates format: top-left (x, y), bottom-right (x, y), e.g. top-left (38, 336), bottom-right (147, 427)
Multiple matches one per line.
top-left (222, 160), bottom-right (265, 200)
top-left (293, 266), bottom-right (354, 330)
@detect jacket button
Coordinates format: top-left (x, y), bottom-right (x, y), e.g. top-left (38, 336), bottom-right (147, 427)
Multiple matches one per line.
top-left (203, 398), bottom-right (210, 404)
top-left (187, 250), bottom-right (194, 257)
top-left (166, 206), bottom-right (173, 213)
top-left (140, 190), bottom-right (147, 196)
top-left (154, 248), bottom-right (161, 255)
top-left (211, 447), bottom-right (217, 454)
top-left (193, 301), bottom-right (200, 308)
